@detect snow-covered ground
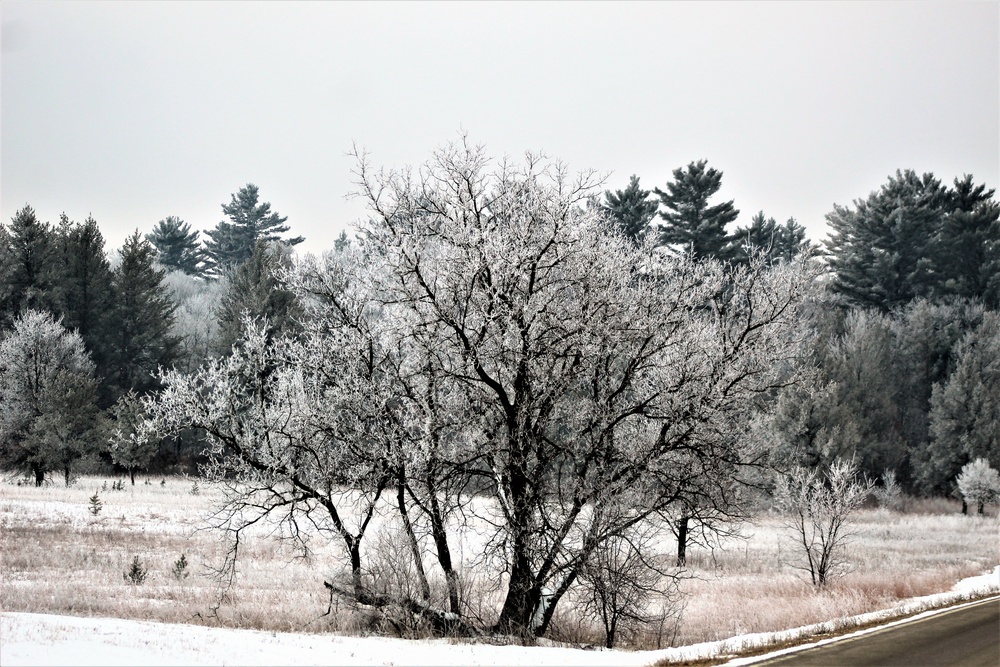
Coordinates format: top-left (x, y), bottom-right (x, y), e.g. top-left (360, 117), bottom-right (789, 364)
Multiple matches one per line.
top-left (2, 567), bottom-right (997, 667)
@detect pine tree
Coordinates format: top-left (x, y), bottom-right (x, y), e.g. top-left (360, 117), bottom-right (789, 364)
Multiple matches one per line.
top-left (601, 175), bottom-right (659, 244)
top-left (147, 216), bottom-right (206, 277)
top-left (203, 184), bottom-right (303, 274)
top-left (825, 170), bottom-right (951, 312)
top-left (107, 231), bottom-right (180, 398)
top-left (654, 160), bottom-right (739, 260)
top-left (733, 213), bottom-right (815, 266)
top-left (0, 225), bottom-right (14, 325)
top-left (937, 175), bottom-right (1000, 307)
top-left (2, 205), bottom-right (54, 326)
top-left (48, 215), bottom-right (115, 391)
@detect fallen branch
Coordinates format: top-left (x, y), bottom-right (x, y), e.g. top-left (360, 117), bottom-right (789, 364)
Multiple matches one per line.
top-left (323, 580), bottom-right (482, 637)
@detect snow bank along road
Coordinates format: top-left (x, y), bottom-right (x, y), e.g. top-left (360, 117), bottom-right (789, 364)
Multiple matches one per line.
top-left (744, 596), bottom-right (1000, 667)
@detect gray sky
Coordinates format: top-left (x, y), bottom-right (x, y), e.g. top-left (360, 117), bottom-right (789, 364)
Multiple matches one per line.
top-left (2, 1), bottom-right (997, 256)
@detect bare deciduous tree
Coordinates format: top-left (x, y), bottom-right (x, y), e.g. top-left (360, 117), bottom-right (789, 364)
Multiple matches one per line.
top-left (349, 138), bottom-right (819, 634)
top-left (141, 138), bottom-right (820, 638)
top-left (774, 458), bottom-right (874, 587)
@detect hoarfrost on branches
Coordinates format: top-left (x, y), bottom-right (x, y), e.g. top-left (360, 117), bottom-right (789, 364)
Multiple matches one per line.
top-left (141, 137), bottom-right (821, 637)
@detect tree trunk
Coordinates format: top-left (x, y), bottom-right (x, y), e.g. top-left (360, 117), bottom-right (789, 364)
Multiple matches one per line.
top-left (605, 616), bottom-right (617, 649)
top-left (676, 514), bottom-right (689, 567)
top-left (977, 502), bottom-right (984, 515)
top-left (495, 539), bottom-right (540, 636)
top-left (427, 491), bottom-right (461, 614)
top-left (130, 468), bottom-right (136, 486)
top-left (396, 480), bottom-right (431, 601)
top-left (534, 570), bottom-right (577, 637)
top-left (962, 500), bottom-right (968, 515)
top-left (348, 539), bottom-right (364, 600)
top-left (33, 465), bottom-right (45, 487)
top-left (63, 465), bottom-right (72, 487)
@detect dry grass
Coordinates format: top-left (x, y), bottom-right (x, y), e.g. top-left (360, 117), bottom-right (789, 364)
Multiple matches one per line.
top-left (672, 507), bottom-right (998, 646)
top-left (1, 476), bottom-right (997, 650)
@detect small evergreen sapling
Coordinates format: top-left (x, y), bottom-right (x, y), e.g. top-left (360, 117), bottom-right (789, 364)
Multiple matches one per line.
top-left (124, 556), bottom-right (148, 585)
top-left (171, 553), bottom-right (190, 580)
top-left (88, 491), bottom-right (102, 516)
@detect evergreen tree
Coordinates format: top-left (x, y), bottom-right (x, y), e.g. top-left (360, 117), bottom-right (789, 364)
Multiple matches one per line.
top-left (732, 212), bottom-right (815, 265)
top-left (654, 160), bottom-right (739, 260)
top-left (601, 175), bottom-right (659, 244)
top-left (48, 214), bottom-right (115, 383)
top-left (891, 298), bottom-right (981, 492)
top-left (2, 205), bottom-right (54, 326)
top-left (215, 240), bottom-right (302, 355)
top-left (937, 175), bottom-right (1000, 307)
top-left (334, 230), bottom-right (352, 253)
top-left (0, 225), bottom-right (14, 325)
top-left (921, 313), bottom-right (1000, 494)
top-left (107, 231), bottom-right (180, 398)
top-left (825, 170), bottom-right (950, 312)
top-left (147, 216), bottom-right (206, 276)
top-left (203, 184), bottom-right (303, 273)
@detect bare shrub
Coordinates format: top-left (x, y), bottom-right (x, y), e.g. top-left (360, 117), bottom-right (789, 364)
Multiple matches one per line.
top-left (774, 458), bottom-right (874, 587)
top-left (577, 524), bottom-right (683, 648)
top-left (874, 469), bottom-right (903, 511)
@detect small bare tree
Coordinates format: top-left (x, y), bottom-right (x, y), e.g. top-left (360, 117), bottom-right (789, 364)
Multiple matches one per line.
top-left (873, 469), bottom-right (903, 511)
top-left (956, 458), bottom-right (1000, 515)
top-left (577, 522), bottom-right (681, 648)
top-left (774, 458), bottom-right (874, 587)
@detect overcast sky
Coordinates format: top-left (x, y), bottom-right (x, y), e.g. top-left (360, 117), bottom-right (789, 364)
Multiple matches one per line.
top-left (2, 1), bottom-right (997, 256)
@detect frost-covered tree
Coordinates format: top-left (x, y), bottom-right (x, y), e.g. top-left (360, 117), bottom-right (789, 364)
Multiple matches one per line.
top-left (107, 390), bottom-right (159, 484)
top-left (956, 458), bottom-right (1000, 515)
top-left (774, 458), bottom-right (874, 587)
top-left (350, 139), bottom-right (815, 635)
top-left (654, 160), bottom-right (739, 260)
top-left (140, 139), bottom-right (818, 638)
top-left (162, 270), bottom-right (226, 373)
top-left (0, 310), bottom-right (100, 486)
top-left (203, 184), bottom-right (303, 273)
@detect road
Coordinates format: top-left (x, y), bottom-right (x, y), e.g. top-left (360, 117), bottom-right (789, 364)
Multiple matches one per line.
top-left (752, 597), bottom-right (1000, 667)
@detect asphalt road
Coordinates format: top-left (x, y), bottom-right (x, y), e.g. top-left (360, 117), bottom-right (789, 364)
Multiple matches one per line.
top-left (752, 597), bottom-right (1000, 667)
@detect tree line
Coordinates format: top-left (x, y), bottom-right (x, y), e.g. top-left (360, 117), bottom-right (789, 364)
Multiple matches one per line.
top-left (0, 144), bottom-right (997, 639)
top-left (0, 183), bottom-right (303, 483)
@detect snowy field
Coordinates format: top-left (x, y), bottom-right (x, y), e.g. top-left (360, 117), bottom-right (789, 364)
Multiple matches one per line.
top-left (3, 569), bottom-right (997, 667)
